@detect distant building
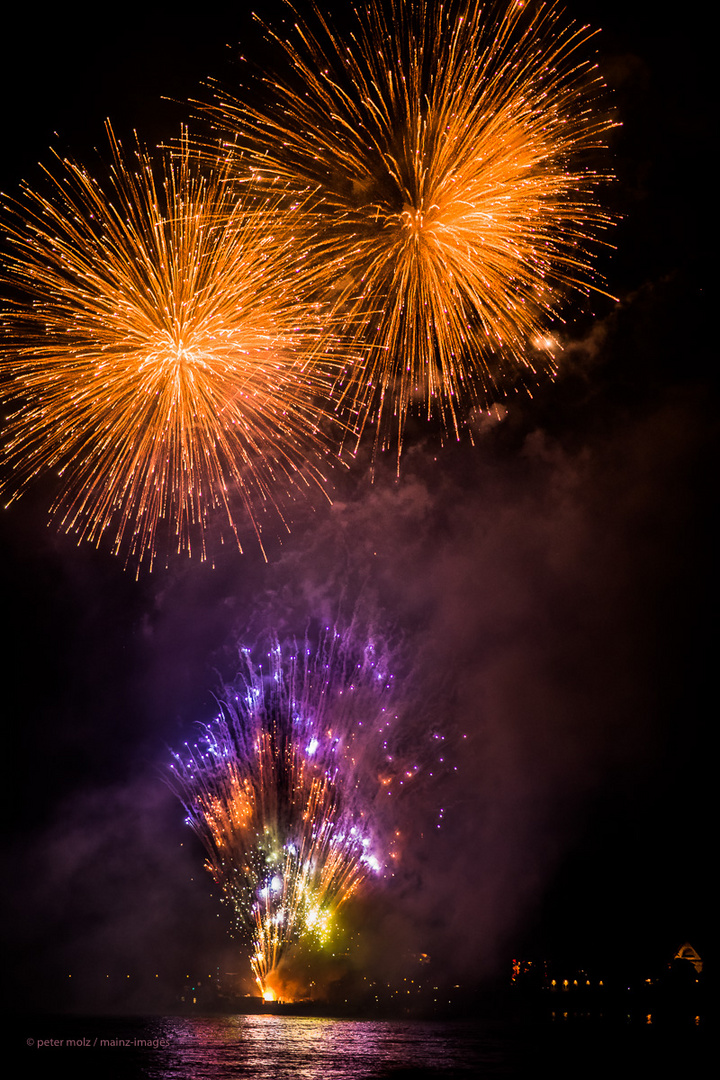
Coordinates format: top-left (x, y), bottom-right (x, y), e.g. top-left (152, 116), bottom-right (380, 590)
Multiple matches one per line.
top-left (673, 943), bottom-right (702, 974)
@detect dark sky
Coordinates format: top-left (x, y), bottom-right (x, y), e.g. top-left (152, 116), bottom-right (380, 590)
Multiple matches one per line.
top-left (1, 1), bottom-right (711, 1014)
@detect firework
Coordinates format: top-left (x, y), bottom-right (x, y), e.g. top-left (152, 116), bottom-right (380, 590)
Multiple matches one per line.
top-left (204, 0), bottom-right (616, 453)
top-left (168, 628), bottom-right (425, 998)
top-left (0, 128), bottom-right (343, 569)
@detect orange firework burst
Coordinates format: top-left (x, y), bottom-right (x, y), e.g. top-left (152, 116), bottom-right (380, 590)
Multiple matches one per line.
top-left (203, 0), bottom-right (617, 453)
top-left (0, 128), bottom-right (343, 569)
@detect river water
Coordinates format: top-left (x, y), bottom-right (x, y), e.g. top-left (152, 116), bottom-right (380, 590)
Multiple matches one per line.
top-left (21, 1012), bottom-right (706, 1078)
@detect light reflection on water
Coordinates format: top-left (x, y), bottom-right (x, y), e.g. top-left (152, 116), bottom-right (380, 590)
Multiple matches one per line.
top-left (143, 1014), bottom-right (496, 1079)
top-left (20, 1012), bottom-right (702, 1078)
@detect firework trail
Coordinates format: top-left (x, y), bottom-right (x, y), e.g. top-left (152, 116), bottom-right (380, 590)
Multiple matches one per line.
top-left (0, 128), bottom-right (344, 570)
top-left (168, 628), bottom-right (433, 999)
top-left (204, 0), bottom-right (616, 454)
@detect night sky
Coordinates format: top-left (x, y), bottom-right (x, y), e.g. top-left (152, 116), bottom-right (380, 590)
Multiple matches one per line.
top-left (1, 1), bottom-right (711, 1015)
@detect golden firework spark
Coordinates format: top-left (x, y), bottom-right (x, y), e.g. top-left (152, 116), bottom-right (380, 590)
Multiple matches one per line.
top-left (204, 0), bottom-right (617, 453)
top-left (0, 128), bottom-right (343, 569)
